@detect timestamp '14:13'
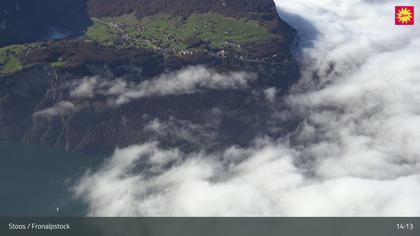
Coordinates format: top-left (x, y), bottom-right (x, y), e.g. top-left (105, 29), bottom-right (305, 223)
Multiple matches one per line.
top-left (396, 223), bottom-right (414, 230)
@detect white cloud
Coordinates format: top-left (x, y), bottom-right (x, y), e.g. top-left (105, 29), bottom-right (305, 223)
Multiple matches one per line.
top-left (33, 101), bottom-right (79, 117)
top-left (70, 76), bottom-right (98, 98)
top-left (70, 65), bottom-right (256, 106)
top-left (264, 87), bottom-right (278, 102)
top-left (73, 0), bottom-right (420, 216)
top-left (143, 116), bottom-right (219, 145)
top-left (73, 141), bottom-right (420, 216)
top-left (34, 66), bottom-right (256, 117)
top-left (275, 0), bottom-right (420, 181)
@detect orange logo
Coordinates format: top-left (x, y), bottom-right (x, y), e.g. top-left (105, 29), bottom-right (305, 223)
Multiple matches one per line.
top-left (395, 6), bottom-right (414, 25)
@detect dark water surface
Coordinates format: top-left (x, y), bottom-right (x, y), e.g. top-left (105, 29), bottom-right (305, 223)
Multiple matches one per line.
top-left (0, 141), bottom-right (103, 216)
top-left (44, 26), bottom-right (74, 40)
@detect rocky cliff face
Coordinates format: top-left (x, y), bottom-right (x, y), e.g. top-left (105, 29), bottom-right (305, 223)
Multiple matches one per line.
top-left (0, 50), bottom-right (299, 154)
top-left (0, 0), bottom-right (300, 154)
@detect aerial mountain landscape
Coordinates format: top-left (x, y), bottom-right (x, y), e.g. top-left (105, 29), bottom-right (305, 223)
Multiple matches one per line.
top-left (0, 0), bottom-right (298, 154)
top-left (1, 0), bottom-right (419, 218)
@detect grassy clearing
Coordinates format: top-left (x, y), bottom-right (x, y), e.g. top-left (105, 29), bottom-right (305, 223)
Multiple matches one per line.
top-left (85, 20), bottom-right (119, 46)
top-left (181, 13), bottom-right (272, 49)
top-left (49, 59), bottom-right (66, 68)
top-left (0, 45), bottom-right (27, 76)
top-left (137, 14), bottom-right (186, 49)
top-left (0, 43), bottom-right (45, 76)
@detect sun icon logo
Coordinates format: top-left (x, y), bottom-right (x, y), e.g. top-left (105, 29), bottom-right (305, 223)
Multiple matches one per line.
top-left (395, 6), bottom-right (415, 25)
top-left (397, 8), bottom-right (413, 23)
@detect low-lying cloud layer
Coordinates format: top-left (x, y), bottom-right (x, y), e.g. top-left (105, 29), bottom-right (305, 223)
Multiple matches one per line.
top-left (33, 101), bottom-right (79, 117)
top-left (33, 66), bottom-right (256, 117)
top-left (73, 0), bottom-right (420, 216)
top-left (71, 65), bottom-right (256, 106)
top-left (73, 141), bottom-right (420, 216)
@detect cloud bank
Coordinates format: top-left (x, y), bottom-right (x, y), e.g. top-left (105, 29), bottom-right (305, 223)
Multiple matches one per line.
top-left (276, 0), bottom-right (420, 181)
top-left (33, 65), bottom-right (256, 117)
top-left (73, 0), bottom-right (420, 216)
top-left (74, 141), bottom-right (420, 216)
top-left (71, 65), bottom-right (256, 106)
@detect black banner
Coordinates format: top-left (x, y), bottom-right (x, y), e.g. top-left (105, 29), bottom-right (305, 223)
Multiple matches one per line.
top-left (0, 218), bottom-right (418, 236)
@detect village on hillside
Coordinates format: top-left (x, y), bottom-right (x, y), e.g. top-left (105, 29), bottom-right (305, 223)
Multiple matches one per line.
top-left (86, 13), bottom-right (283, 64)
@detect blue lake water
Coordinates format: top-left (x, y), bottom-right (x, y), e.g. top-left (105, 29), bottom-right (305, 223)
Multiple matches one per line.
top-left (0, 141), bottom-right (103, 216)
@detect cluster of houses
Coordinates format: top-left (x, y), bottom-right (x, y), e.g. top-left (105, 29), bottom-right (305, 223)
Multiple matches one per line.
top-left (100, 20), bottom-right (279, 64)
